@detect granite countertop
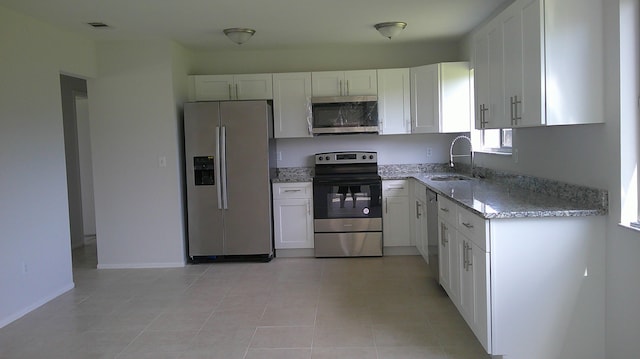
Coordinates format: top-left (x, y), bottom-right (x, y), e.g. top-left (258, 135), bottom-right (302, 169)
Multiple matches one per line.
top-left (386, 172), bottom-right (607, 219)
top-left (273, 166), bottom-right (608, 219)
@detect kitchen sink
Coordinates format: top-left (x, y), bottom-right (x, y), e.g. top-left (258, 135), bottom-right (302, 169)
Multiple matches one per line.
top-left (429, 174), bottom-right (473, 181)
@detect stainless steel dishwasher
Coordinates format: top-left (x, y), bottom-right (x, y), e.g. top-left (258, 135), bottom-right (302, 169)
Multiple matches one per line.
top-left (426, 189), bottom-right (440, 281)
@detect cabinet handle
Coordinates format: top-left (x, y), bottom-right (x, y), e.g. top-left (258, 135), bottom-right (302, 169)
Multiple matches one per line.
top-left (416, 201), bottom-right (422, 218)
top-left (228, 84), bottom-right (233, 100)
top-left (440, 223), bottom-right (448, 246)
top-left (462, 241), bottom-right (467, 270)
top-left (307, 199), bottom-right (311, 215)
top-left (513, 95), bottom-right (521, 124)
top-left (284, 189), bottom-right (301, 193)
top-left (385, 198), bottom-right (388, 213)
top-left (339, 80), bottom-right (343, 96)
top-left (235, 84), bottom-right (239, 99)
top-left (466, 242), bottom-right (473, 271)
top-left (440, 207), bottom-right (449, 213)
top-left (346, 80), bottom-right (350, 95)
top-left (462, 222), bottom-right (474, 229)
top-left (479, 104), bottom-right (489, 128)
top-left (510, 96), bottom-right (515, 126)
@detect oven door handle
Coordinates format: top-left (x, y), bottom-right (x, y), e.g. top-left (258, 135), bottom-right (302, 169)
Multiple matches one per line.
top-left (313, 179), bottom-right (381, 186)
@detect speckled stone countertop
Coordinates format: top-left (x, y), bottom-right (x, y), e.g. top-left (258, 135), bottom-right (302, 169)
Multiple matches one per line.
top-left (272, 167), bottom-right (313, 183)
top-left (386, 171), bottom-right (608, 219)
top-left (273, 165), bottom-right (608, 219)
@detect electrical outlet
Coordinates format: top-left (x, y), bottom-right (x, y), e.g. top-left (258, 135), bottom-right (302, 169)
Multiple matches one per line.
top-left (277, 152), bottom-right (282, 161)
top-left (158, 156), bottom-right (167, 168)
top-left (426, 147), bottom-right (432, 158)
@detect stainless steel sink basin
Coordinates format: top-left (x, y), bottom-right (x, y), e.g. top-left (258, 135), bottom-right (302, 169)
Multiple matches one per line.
top-left (429, 175), bottom-right (473, 181)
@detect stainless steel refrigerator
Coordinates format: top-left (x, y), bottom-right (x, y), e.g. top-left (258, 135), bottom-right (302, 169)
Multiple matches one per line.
top-left (184, 100), bottom-right (276, 260)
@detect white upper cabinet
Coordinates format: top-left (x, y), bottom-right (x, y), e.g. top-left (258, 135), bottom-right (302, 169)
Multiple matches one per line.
top-left (377, 68), bottom-right (411, 135)
top-left (273, 73), bottom-right (313, 138)
top-left (311, 70), bottom-right (377, 97)
top-left (189, 74), bottom-right (273, 101)
top-left (411, 62), bottom-right (472, 134)
top-left (472, 0), bottom-right (604, 129)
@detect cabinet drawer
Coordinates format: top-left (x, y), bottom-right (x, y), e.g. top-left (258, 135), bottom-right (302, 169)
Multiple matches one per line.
top-left (383, 180), bottom-right (409, 197)
top-left (272, 182), bottom-right (312, 199)
top-left (457, 206), bottom-right (489, 252)
top-left (438, 196), bottom-right (457, 223)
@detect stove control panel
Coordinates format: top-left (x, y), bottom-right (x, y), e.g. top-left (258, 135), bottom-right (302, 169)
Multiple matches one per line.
top-left (315, 151), bottom-right (377, 165)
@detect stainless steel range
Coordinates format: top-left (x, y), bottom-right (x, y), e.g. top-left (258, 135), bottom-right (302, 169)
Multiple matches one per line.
top-left (312, 151), bottom-right (383, 257)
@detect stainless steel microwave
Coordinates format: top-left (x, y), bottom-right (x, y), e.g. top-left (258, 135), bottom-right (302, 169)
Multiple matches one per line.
top-left (311, 95), bottom-right (378, 135)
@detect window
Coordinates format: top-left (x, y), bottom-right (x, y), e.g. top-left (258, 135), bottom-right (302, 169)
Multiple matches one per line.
top-left (481, 128), bottom-right (512, 153)
top-left (619, 0), bottom-right (640, 231)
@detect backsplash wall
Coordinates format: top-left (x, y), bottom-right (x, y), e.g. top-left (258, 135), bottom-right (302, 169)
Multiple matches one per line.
top-left (275, 133), bottom-right (460, 167)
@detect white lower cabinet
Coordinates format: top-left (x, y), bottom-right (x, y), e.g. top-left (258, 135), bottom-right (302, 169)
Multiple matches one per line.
top-left (438, 196), bottom-right (490, 352)
top-left (437, 194), bottom-right (605, 359)
top-left (272, 183), bottom-right (313, 249)
top-left (382, 180), bottom-right (411, 247)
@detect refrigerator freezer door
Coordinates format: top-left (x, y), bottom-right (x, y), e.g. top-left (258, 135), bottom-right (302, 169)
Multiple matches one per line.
top-left (219, 101), bottom-right (273, 256)
top-left (184, 102), bottom-right (224, 256)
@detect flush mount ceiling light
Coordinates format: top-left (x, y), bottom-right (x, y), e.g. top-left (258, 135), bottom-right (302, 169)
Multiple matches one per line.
top-left (223, 28), bottom-right (256, 45)
top-left (374, 22), bottom-right (407, 39)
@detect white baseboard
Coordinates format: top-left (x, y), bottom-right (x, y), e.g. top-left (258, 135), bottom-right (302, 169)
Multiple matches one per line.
top-left (97, 261), bottom-right (185, 269)
top-left (0, 282), bottom-right (75, 329)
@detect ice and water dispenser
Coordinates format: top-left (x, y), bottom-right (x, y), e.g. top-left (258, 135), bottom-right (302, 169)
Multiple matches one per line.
top-left (193, 156), bottom-right (215, 186)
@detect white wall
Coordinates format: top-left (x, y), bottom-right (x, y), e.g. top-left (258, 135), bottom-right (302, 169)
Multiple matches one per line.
top-left (604, 0), bottom-right (640, 357)
top-left (89, 40), bottom-right (187, 268)
top-left (276, 134), bottom-right (459, 167)
top-left (0, 5), bottom-right (96, 327)
top-left (190, 40), bottom-right (463, 74)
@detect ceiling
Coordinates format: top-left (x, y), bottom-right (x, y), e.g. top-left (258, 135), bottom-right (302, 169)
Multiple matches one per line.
top-left (0, 0), bottom-right (513, 51)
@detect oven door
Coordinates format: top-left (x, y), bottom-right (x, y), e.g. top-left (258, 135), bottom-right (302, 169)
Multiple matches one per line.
top-left (313, 177), bottom-right (382, 220)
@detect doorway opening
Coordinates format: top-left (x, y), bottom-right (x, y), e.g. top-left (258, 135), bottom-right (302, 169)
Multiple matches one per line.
top-left (60, 74), bottom-right (97, 269)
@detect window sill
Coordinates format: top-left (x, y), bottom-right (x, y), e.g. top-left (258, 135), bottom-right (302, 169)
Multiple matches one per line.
top-left (618, 222), bottom-right (640, 234)
top-left (475, 149), bottom-right (513, 156)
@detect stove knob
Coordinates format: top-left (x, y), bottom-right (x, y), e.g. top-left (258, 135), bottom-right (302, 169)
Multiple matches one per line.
top-left (325, 156), bottom-right (330, 161)
top-left (369, 155), bottom-right (374, 160)
top-left (318, 156), bottom-right (323, 161)
top-left (362, 155), bottom-right (367, 160)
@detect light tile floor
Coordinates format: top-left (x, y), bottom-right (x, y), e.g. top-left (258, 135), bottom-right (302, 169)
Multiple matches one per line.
top-left (0, 242), bottom-right (489, 359)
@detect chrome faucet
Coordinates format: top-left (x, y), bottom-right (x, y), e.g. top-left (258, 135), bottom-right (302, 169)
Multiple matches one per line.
top-left (449, 135), bottom-right (473, 176)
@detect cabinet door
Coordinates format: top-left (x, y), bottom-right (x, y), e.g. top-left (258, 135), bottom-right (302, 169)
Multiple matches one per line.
top-left (193, 75), bottom-right (234, 101)
top-left (410, 64), bottom-right (439, 133)
top-left (502, 0), bottom-right (543, 128)
top-left (438, 218), bottom-right (459, 302)
top-left (473, 30), bottom-right (490, 130)
top-left (440, 62), bottom-right (472, 133)
top-left (459, 236), bottom-right (491, 352)
top-left (311, 71), bottom-right (343, 96)
top-left (377, 68), bottom-right (411, 135)
top-left (273, 198), bottom-right (314, 249)
top-left (486, 19), bottom-right (507, 129)
top-left (235, 74), bottom-right (273, 100)
top-left (383, 196), bottom-right (411, 247)
top-left (273, 73), bottom-right (312, 138)
top-left (344, 70), bottom-right (378, 95)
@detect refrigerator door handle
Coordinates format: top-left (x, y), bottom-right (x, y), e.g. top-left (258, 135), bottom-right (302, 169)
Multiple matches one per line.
top-left (215, 126), bottom-right (223, 209)
top-left (220, 125), bottom-right (228, 209)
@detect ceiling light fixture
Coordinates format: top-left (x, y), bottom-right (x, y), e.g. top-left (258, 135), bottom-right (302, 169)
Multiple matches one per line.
top-left (374, 22), bottom-right (407, 39)
top-left (223, 28), bottom-right (256, 45)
